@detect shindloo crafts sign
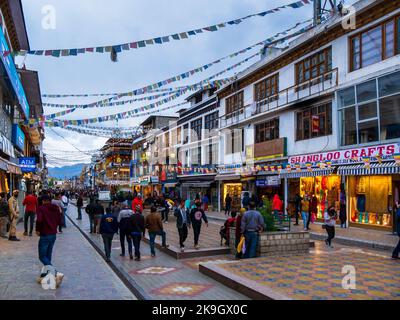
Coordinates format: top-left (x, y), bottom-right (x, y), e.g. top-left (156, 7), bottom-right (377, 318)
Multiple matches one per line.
top-left (288, 143), bottom-right (400, 165)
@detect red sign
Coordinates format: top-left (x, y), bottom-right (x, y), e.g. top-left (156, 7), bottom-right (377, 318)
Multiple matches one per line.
top-left (289, 143), bottom-right (400, 165)
top-left (312, 115), bottom-right (320, 133)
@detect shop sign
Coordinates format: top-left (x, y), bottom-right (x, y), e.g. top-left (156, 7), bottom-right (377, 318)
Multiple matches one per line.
top-left (19, 157), bottom-right (36, 173)
top-left (12, 125), bottom-right (25, 151)
top-left (151, 176), bottom-right (159, 184)
top-left (139, 176), bottom-right (150, 185)
top-left (288, 143), bottom-right (400, 165)
top-left (0, 29), bottom-right (29, 118)
top-left (256, 176), bottom-right (281, 187)
top-left (0, 133), bottom-right (15, 158)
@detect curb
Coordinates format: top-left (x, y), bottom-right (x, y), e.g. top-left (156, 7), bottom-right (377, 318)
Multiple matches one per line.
top-left (66, 205), bottom-right (151, 300)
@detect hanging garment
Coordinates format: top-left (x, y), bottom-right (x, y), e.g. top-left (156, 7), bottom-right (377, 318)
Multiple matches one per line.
top-left (357, 194), bottom-right (366, 212)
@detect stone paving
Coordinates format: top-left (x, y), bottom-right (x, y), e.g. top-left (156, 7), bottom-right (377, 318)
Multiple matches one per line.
top-left (0, 216), bottom-right (136, 300)
top-left (68, 204), bottom-right (247, 300)
top-left (199, 242), bottom-right (400, 300)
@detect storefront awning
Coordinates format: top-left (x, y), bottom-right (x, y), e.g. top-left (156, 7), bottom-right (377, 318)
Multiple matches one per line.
top-left (0, 158), bottom-right (8, 171)
top-left (279, 169), bottom-right (334, 178)
top-left (337, 162), bottom-right (400, 176)
top-left (215, 174), bottom-right (241, 181)
top-left (164, 183), bottom-right (178, 188)
top-left (181, 182), bottom-right (212, 188)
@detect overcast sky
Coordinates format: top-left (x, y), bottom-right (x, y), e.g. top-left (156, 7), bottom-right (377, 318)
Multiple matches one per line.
top-left (20, 0), bottom-right (320, 167)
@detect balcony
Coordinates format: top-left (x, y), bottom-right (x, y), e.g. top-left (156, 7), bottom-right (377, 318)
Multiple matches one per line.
top-left (220, 68), bottom-right (338, 128)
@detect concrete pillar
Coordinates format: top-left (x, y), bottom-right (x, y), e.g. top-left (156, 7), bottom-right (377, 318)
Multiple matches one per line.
top-left (284, 177), bottom-right (288, 213)
top-left (217, 180), bottom-right (221, 213)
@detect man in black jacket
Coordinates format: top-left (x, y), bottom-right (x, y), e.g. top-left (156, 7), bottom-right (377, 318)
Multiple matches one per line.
top-left (129, 210), bottom-right (145, 261)
top-left (93, 200), bottom-right (105, 234)
top-left (189, 202), bottom-right (208, 250)
top-left (76, 194), bottom-right (83, 220)
top-left (174, 200), bottom-right (191, 252)
top-left (0, 192), bottom-right (9, 238)
top-left (85, 199), bottom-right (96, 233)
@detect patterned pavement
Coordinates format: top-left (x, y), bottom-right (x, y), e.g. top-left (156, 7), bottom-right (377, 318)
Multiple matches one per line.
top-left (200, 242), bottom-right (400, 300)
top-left (0, 216), bottom-right (136, 300)
top-left (68, 204), bottom-right (247, 300)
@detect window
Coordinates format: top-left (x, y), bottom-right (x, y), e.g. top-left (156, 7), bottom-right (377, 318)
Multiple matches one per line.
top-left (296, 102), bottom-right (332, 141)
top-left (190, 118), bottom-right (202, 142)
top-left (204, 111), bottom-right (219, 138)
top-left (255, 118), bottom-right (279, 143)
top-left (254, 74), bottom-right (279, 108)
top-left (295, 47), bottom-right (332, 85)
top-left (350, 16), bottom-right (400, 71)
top-left (225, 91), bottom-right (244, 119)
top-left (338, 71), bottom-right (400, 146)
top-left (225, 129), bottom-right (244, 154)
top-left (164, 131), bottom-right (170, 148)
top-left (190, 146), bottom-right (202, 165)
top-left (183, 124), bottom-right (189, 144)
top-left (206, 143), bottom-right (218, 165)
top-left (177, 126), bottom-right (182, 144)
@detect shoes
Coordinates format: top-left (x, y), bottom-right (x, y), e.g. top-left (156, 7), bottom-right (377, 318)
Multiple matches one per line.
top-left (180, 247), bottom-right (185, 252)
top-left (162, 244), bottom-right (169, 248)
top-left (119, 253), bottom-right (125, 257)
top-left (8, 237), bottom-right (20, 241)
top-left (294, 223), bottom-right (299, 226)
top-left (151, 253), bottom-right (156, 257)
top-left (391, 256), bottom-right (400, 260)
top-left (23, 232), bottom-right (27, 236)
top-left (134, 257), bottom-right (141, 261)
top-left (106, 258), bottom-right (111, 262)
top-left (0, 235), bottom-right (8, 239)
top-left (164, 221), bottom-right (168, 224)
top-left (29, 233), bottom-right (32, 237)
top-left (129, 255), bottom-right (133, 260)
top-left (194, 244), bottom-right (199, 250)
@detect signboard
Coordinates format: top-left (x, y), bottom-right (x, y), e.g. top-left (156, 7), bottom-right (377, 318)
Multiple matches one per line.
top-left (0, 133), bottom-right (15, 157)
top-left (256, 176), bottom-right (281, 187)
top-left (12, 125), bottom-right (25, 151)
top-left (151, 176), bottom-right (159, 184)
top-left (0, 29), bottom-right (29, 118)
top-left (98, 191), bottom-right (111, 201)
top-left (289, 143), bottom-right (400, 165)
top-left (19, 157), bottom-right (36, 173)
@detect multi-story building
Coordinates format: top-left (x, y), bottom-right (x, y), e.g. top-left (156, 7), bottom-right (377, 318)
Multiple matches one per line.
top-left (215, 0), bottom-right (400, 231)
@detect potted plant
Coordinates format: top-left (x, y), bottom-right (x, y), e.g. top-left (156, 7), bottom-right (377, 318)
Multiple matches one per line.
top-left (258, 197), bottom-right (277, 232)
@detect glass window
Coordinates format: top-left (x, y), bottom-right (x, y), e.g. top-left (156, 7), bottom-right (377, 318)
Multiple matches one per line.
top-left (296, 102), bottom-right (332, 141)
top-left (351, 36), bottom-right (361, 70)
top-left (358, 101), bottom-right (377, 121)
top-left (385, 20), bottom-right (395, 58)
top-left (378, 71), bottom-right (400, 97)
top-left (356, 80), bottom-right (377, 103)
top-left (338, 87), bottom-right (355, 108)
top-left (379, 94), bottom-right (400, 140)
top-left (361, 25), bottom-right (382, 68)
top-left (358, 120), bottom-right (379, 144)
top-left (340, 107), bottom-right (357, 146)
top-left (295, 47), bottom-right (332, 85)
top-left (255, 118), bottom-right (279, 143)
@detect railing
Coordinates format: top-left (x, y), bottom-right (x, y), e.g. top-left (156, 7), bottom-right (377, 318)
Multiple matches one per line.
top-left (220, 68), bottom-right (339, 128)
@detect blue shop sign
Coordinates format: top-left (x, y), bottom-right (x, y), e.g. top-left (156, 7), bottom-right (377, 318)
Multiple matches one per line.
top-left (0, 29), bottom-right (30, 118)
top-left (12, 124), bottom-right (25, 151)
top-left (19, 157), bottom-right (36, 173)
top-left (256, 176), bottom-right (281, 187)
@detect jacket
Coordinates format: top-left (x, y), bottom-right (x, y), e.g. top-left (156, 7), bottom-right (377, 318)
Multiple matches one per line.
top-left (189, 207), bottom-right (208, 226)
top-left (8, 196), bottom-right (19, 218)
top-left (242, 195), bottom-right (250, 208)
top-left (0, 199), bottom-right (9, 217)
top-left (132, 198), bottom-right (143, 213)
top-left (145, 212), bottom-right (163, 233)
top-left (129, 213), bottom-right (145, 235)
top-left (174, 207), bottom-right (190, 228)
top-left (118, 209), bottom-right (134, 232)
top-left (100, 214), bottom-right (119, 234)
top-left (23, 195), bottom-right (38, 213)
top-left (272, 195), bottom-right (283, 211)
top-left (85, 202), bottom-right (96, 216)
top-left (77, 197), bottom-right (83, 207)
top-left (93, 203), bottom-right (105, 216)
top-left (36, 203), bottom-right (63, 236)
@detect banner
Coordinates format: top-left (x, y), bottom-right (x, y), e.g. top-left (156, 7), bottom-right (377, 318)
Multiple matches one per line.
top-left (15, 0), bottom-right (313, 58)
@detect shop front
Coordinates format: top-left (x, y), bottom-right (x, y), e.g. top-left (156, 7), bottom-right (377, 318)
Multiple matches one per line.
top-left (255, 174), bottom-right (283, 206)
top-left (179, 173), bottom-right (217, 209)
top-left (215, 171), bottom-right (242, 211)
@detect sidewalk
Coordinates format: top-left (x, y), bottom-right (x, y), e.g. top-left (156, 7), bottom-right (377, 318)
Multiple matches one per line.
top-left (205, 210), bottom-right (398, 251)
top-left (0, 216), bottom-right (136, 300)
top-left (68, 203), bottom-right (248, 300)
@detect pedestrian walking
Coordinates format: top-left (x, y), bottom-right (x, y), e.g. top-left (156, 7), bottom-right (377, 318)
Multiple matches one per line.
top-left (339, 191), bottom-right (347, 228)
top-left (93, 199), bottom-right (105, 234)
top-left (76, 194), bottom-right (83, 220)
top-left (174, 201), bottom-right (191, 252)
top-left (0, 192), bottom-right (9, 239)
top-left (61, 191), bottom-right (69, 228)
top-left (241, 202), bottom-right (264, 259)
top-left (391, 201), bottom-right (400, 260)
top-left (23, 191), bottom-right (38, 236)
top-left (294, 193), bottom-right (302, 226)
top-left (189, 202), bottom-right (208, 249)
top-left (8, 190), bottom-right (20, 241)
top-left (224, 193), bottom-right (232, 216)
top-left (242, 192), bottom-right (251, 210)
top-left (111, 200), bottom-right (121, 219)
top-left (272, 194), bottom-right (283, 215)
top-left (52, 193), bottom-right (64, 233)
top-left (132, 193), bottom-right (144, 214)
top-left (100, 207), bottom-right (119, 262)
top-left (36, 195), bottom-right (63, 266)
top-left (301, 194), bottom-right (310, 231)
top-left (323, 206), bottom-right (337, 248)
top-left (85, 199), bottom-right (96, 234)
top-left (129, 206), bottom-right (145, 261)
top-left (145, 206), bottom-right (169, 257)
top-left (160, 196), bottom-right (170, 223)
top-left (118, 202), bottom-right (134, 259)
top-left (308, 194), bottom-right (318, 229)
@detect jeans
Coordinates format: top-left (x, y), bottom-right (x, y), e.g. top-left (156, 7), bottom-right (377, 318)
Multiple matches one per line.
top-left (77, 206), bottom-right (82, 219)
top-left (131, 233), bottom-right (142, 258)
top-left (192, 224), bottom-right (201, 245)
top-left (243, 231), bottom-right (258, 259)
top-left (119, 230), bottom-right (132, 256)
top-left (325, 225), bottom-right (335, 246)
top-left (89, 215), bottom-right (95, 233)
top-left (295, 206), bottom-right (300, 225)
top-left (0, 216), bottom-right (9, 237)
top-left (162, 209), bottom-right (169, 222)
top-left (178, 224), bottom-right (188, 248)
top-left (301, 211), bottom-right (309, 229)
top-left (392, 236), bottom-right (400, 258)
top-left (38, 234), bottom-right (57, 266)
top-left (24, 211), bottom-right (35, 234)
top-left (62, 208), bottom-right (67, 227)
top-left (149, 230), bottom-right (166, 255)
top-left (101, 233), bottom-right (114, 259)
top-left (224, 205), bottom-right (231, 215)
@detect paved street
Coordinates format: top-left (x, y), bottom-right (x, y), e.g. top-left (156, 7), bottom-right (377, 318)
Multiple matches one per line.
top-left (0, 216), bottom-right (136, 300)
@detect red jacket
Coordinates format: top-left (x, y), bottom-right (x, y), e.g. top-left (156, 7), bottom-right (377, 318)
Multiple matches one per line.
top-left (36, 204), bottom-right (63, 236)
top-left (23, 195), bottom-right (38, 213)
top-left (132, 198), bottom-right (143, 213)
top-left (272, 195), bottom-right (283, 212)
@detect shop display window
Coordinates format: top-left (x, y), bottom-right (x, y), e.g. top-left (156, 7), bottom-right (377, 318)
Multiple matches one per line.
top-left (299, 175), bottom-right (341, 220)
top-left (348, 175), bottom-right (393, 228)
top-left (223, 183), bottom-right (242, 210)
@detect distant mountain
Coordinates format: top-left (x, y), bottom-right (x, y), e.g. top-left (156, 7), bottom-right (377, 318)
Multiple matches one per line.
top-left (48, 163), bottom-right (87, 179)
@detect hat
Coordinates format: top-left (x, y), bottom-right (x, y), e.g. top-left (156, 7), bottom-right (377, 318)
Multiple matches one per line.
top-left (12, 190), bottom-right (19, 195)
top-left (240, 208), bottom-right (246, 214)
top-left (122, 201), bottom-right (129, 208)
